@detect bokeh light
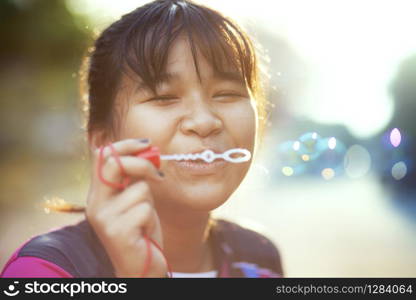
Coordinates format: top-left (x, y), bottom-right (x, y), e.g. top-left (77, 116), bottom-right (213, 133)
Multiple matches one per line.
top-left (328, 137), bottom-right (337, 150)
top-left (314, 137), bottom-right (346, 175)
top-left (391, 161), bottom-right (407, 180)
top-left (276, 132), bottom-right (347, 179)
top-left (301, 154), bottom-right (310, 162)
top-left (390, 128), bottom-right (402, 147)
top-left (344, 145), bottom-right (372, 179)
top-left (292, 141), bottom-right (300, 151)
top-left (321, 168), bottom-right (335, 180)
top-left (282, 166), bottom-right (294, 177)
top-left (298, 132), bottom-right (321, 161)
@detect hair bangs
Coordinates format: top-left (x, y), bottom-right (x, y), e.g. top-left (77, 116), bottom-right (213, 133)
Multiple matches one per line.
top-left (118, 0), bottom-right (256, 94)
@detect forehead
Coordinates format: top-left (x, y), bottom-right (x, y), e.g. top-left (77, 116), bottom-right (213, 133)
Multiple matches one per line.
top-left (168, 37), bottom-right (244, 79)
top-left (125, 37), bottom-right (246, 93)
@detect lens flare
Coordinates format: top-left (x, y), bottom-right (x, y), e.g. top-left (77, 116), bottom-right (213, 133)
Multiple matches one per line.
top-left (328, 137), bottom-right (337, 150)
top-left (315, 137), bottom-right (346, 175)
top-left (278, 140), bottom-right (305, 171)
top-left (390, 128), bottom-right (401, 148)
top-left (301, 154), bottom-right (310, 161)
top-left (282, 166), bottom-right (294, 176)
top-left (344, 145), bottom-right (372, 179)
top-left (276, 132), bottom-right (346, 178)
top-left (321, 168), bottom-right (335, 180)
top-left (292, 141), bottom-right (301, 151)
top-left (298, 132), bottom-right (321, 161)
top-left (391, 161), bottom-right (407, 180)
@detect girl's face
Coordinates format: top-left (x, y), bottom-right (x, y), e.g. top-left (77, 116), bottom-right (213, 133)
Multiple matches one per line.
top-left (115, 37), bottom-right (257, 211)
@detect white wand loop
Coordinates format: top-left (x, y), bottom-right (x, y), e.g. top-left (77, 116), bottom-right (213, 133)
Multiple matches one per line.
top-left (161, 148), bottom-right (251, 163)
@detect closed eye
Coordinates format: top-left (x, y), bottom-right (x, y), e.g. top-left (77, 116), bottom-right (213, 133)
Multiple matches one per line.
top-left (213, 92), bottom-right (247, 101)
top-left (147, 95), bottom-right (179, 103)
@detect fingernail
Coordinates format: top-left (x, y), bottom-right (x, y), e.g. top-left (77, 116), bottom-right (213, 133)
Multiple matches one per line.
top-left (137, 138), bottom-right (149, 144)
top-left (157, 170), bottom-right (165, 177)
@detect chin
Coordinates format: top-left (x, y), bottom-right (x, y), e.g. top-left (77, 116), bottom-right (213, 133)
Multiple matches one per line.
top-left (153, 181), bottom-right (235, 212)
top-left (183, 190), bottom-right (230, 211)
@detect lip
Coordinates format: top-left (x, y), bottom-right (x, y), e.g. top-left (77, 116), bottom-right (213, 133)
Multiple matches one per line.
top-left (173, 159), bottom-right (227, 175)
top-left (187, 147), bottom-right (225, 155)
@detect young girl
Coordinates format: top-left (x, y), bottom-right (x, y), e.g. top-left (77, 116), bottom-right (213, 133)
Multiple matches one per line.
top-left (1, 0), bottom-right (283, 278)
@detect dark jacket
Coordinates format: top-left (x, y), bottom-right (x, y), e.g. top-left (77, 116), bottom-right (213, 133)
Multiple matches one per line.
top-left (9, 218), bottom-right (284, 277)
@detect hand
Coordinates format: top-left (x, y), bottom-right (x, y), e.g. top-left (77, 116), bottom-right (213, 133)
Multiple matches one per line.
top-left (85, 138), bottom-right (167, 277)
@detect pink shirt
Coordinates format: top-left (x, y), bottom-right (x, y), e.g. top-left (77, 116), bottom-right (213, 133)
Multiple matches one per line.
top-left (1, 236), bottom-right (73, 278)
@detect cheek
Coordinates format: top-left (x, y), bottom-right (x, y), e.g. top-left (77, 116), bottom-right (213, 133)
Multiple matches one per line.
top-left (223, 101), bottom-right (257, 150)
top-left (119, 106), bottom-right (176, 141)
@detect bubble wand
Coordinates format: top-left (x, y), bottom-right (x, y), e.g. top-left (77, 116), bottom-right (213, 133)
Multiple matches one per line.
top-left (140, 147), bottom-right (251, 168)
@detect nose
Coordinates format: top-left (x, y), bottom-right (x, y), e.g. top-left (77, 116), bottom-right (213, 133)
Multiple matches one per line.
top-left (180, 97), bottom-right (223, 138)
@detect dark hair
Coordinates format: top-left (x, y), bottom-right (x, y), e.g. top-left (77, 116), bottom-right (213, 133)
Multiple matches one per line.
top-left (80, 0), bottom-right (268, 142)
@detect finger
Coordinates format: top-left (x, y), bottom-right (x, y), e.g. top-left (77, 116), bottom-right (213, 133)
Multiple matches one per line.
top-left (90, 138), bottom-right (152, 190)
top-left (99, 156), bottom-right (164, 197)
top-left (93, 138), bottom-right (151, 163)
top-left (108, 181), bottom-right (154, 216)
top-left (96, 202), bottom-right (153, 248)
top-left (119, 202), bottom-right (157, 244)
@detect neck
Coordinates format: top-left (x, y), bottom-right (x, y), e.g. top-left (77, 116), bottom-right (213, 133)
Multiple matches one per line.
top-left (156, 205), bottom-right (215, 273)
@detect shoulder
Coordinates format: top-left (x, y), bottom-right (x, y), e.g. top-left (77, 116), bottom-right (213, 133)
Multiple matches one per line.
top-left (1, 256), bottom-right (73, 278)
top-left (18, 220), bottom-right (89, 258)
top-left (2, 219), bottom-right (113, 277)
top-left (212, 219), bottom-right (284, 277)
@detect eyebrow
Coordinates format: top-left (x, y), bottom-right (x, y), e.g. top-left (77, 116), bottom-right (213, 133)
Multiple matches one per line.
top-left (135, 70), bottom-right (245, 93)
top-left (215, 70), bottom-right (246, 85)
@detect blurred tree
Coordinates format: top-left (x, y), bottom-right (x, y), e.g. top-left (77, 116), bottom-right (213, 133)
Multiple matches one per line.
top-left (0, 0), bottom-right (92, 157)
top-left (0, 0), bottom-right (93, 207)
top-left (0, 0), bottom-right (91, 66)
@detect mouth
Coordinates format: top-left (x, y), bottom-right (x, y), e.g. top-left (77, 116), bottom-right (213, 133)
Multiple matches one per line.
top-left (172, 158), bottom-right (227, 175)
top-left (164, 147), bottom-right (244, 175)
